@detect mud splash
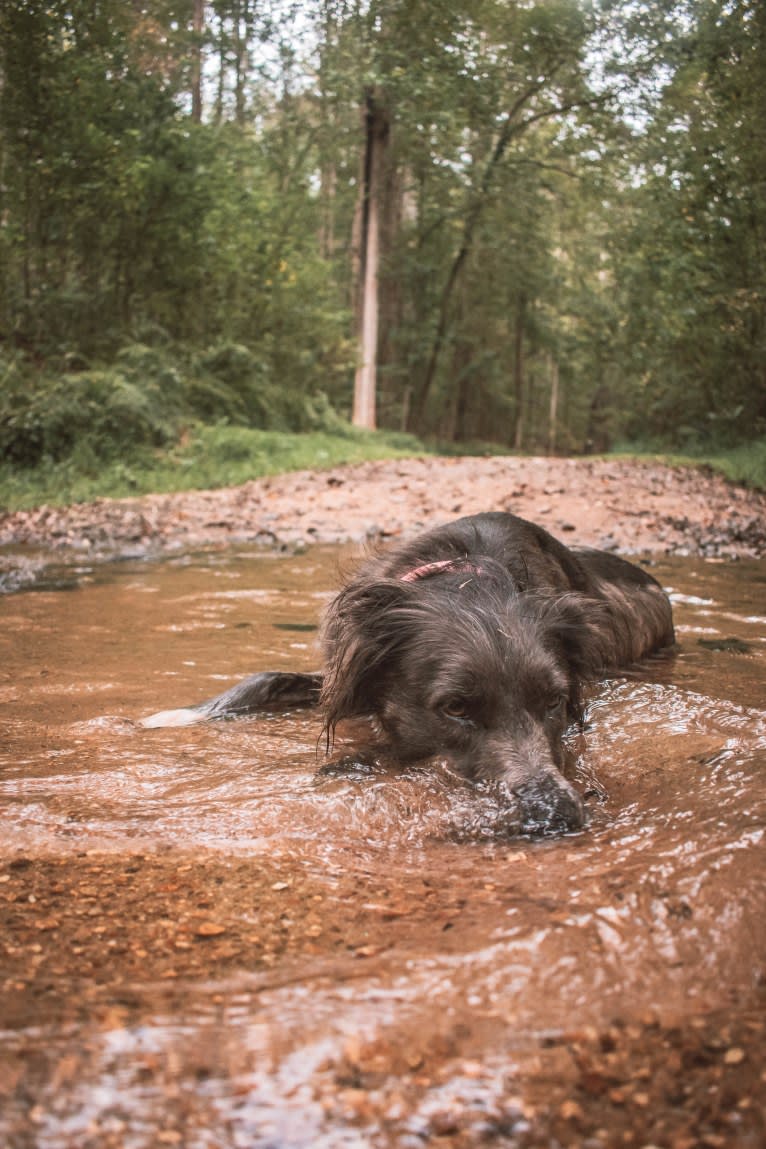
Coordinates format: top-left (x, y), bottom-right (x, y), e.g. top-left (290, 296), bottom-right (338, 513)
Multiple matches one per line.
top-left (1, 547), bottom-right (764, 1147)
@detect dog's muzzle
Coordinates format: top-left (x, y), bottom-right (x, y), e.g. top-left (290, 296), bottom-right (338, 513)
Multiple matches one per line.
top-left (512, 773), bottom-right (585, 835)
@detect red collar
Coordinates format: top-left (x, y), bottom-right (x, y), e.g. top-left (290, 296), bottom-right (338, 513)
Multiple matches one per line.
top-left (400, 558), bottom-right (483, 583)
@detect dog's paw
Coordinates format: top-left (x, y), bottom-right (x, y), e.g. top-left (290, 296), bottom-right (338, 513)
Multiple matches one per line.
top-left (140, 707), bottom-right (205, 728)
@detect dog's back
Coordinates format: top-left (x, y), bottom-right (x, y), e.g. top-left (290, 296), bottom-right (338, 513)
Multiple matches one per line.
top-left (346, 511), bottom-right (674, 666)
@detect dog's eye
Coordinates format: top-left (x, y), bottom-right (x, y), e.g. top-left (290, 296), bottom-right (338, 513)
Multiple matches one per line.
top-left (545, 694), bottom-right (567, 717)
top-left (442, 699), bottom-right (471, 720)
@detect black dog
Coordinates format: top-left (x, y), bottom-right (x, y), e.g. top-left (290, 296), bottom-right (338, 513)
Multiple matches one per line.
top-left (143, 512), bottom-right (675, 834)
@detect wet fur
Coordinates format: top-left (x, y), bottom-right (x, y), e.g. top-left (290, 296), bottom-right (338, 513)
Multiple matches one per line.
top-left (143, 512), bottom-right (675, 834)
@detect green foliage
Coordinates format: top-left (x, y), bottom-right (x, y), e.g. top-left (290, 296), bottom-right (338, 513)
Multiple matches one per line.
top-left (0, 423), bottom-right (426, 511)
top-left (606, 0), bottom-right (766, 447)
top-left (0, 2), bottom-right (213, 352)
top-left (702, 442), bottom-right (766, 491)
top-left (168, 423), bottom-right (422, 488)
top-left (0, 362), bottom-right (176, 467)
top-left (0, 342), bottom-right (360, 471)
top-left (0, 0), bottom-right (763, 476)
top-left (0, 2), bottom-right (354, 402)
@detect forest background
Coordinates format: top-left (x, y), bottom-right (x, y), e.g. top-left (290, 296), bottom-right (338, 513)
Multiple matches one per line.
top-left (0, 0), bottom-right (764, 508)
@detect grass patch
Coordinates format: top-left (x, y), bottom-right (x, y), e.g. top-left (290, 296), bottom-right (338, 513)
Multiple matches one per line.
top-left (0, 423), bottom-right (427, 511)
top-left (609, 440), bottom-right (766, 492)
top-left (694, 441), bottom-right (766, 490)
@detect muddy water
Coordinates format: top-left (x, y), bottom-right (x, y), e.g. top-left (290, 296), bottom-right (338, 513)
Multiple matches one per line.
top-left (1, 547), bottom-right (764, 1148)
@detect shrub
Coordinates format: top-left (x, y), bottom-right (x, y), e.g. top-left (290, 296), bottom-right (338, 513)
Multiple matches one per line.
top-left (0, 366), bottom-right (176, 466)
top-left (0, 340), bottom-right (353, 469)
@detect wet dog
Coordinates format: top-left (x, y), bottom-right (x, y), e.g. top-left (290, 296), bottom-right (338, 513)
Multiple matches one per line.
top-left (143, 512), bottom-right (675, 834)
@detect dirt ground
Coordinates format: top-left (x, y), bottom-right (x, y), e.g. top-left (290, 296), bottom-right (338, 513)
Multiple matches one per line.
top-left (2, 850), bottom-right (764, 1149)
top-left (1, 454), bottom-right (766, 559)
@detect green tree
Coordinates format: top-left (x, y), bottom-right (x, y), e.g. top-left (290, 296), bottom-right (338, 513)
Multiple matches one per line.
top-left (608, 0), bottom-right (766, 446)
top-left (0, 1), bottom-right (213, 350)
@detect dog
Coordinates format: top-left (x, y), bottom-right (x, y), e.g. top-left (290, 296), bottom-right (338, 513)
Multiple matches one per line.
top-left (143, 512), bottom-right (675, 834)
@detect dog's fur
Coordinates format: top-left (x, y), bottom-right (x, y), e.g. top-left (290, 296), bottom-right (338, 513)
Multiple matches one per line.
top-left (143, 512), bottom-right (675, 834)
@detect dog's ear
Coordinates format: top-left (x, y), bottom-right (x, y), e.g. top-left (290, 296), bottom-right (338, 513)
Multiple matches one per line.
top-left (320, 579), bottom-right (412, 737)
top-left (532, 593), bottom-right (610, 726)
top-left (537, 593), bottom-right (611, 682)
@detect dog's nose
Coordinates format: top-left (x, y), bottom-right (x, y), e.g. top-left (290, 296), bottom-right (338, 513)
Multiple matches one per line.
top-left (513, 773), bottom-right (585, 835)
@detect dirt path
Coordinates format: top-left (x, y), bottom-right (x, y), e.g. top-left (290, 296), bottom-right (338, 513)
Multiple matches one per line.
top-left (2, 456), bottom-right (765, 559)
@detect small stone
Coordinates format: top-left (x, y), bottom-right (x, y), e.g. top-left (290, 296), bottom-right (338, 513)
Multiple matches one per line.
top-left (559, 1100), bottom-right (585, 1122)
top-left (34, 918), bottom-right (60, 931)
top-left (431, 1109), bottom-right (461, 1136)
top-left (194, 922), bottom-right (227, 937)
top-left (723, 1047), bottom-right (746, 1065)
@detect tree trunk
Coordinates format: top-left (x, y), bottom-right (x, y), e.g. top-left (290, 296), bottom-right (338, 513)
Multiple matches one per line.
top-left (234, 0), bottom-right (251, 126)
top-left (191, 0), bottom-right (204, 124)
top-left (548, 355), bottom-right (559, 455)
top-left (352, 90), bottom-right (388, 430)
top-left (319, 162), bottom-right (336, 259)
top-left (318, 1), bottom-right (337, 260)
top-left (585, 383), bottom-right (611, 453)
top-left (215, 20), bottom-right (226, 123)
top-left (449, 298), bottom-right (473, 442)
top-left (512, 293), bottom-right (526, 449)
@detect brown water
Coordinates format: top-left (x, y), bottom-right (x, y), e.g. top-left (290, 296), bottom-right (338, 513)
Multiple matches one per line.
top-left (1, 547), bottom-right (764, 1148)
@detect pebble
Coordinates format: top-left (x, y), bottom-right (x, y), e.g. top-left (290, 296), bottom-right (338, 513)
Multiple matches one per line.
top-left (193, 922), bottom-right (227, 937)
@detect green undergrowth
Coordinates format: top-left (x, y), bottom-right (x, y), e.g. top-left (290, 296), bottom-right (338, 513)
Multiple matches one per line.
top-left (0, 423), bottom-right (426, 511)
top-left (0, 342), bottom-right (428, 510)
top-left (610, 440), bottom-right (766, 493)
top-left (692, 441), bottom-right (766, 490)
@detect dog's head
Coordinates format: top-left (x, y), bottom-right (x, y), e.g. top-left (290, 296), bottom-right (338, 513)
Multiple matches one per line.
top-left (320, 561), bottom-right (606, 835)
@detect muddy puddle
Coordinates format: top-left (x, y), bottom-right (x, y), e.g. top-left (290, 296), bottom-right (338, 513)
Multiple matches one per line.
top-left (1, 545), bottom-right (764, 1148)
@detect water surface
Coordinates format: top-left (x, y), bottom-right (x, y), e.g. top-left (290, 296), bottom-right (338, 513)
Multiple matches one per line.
top-left (1, 547), bottom-right (764, 1147)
